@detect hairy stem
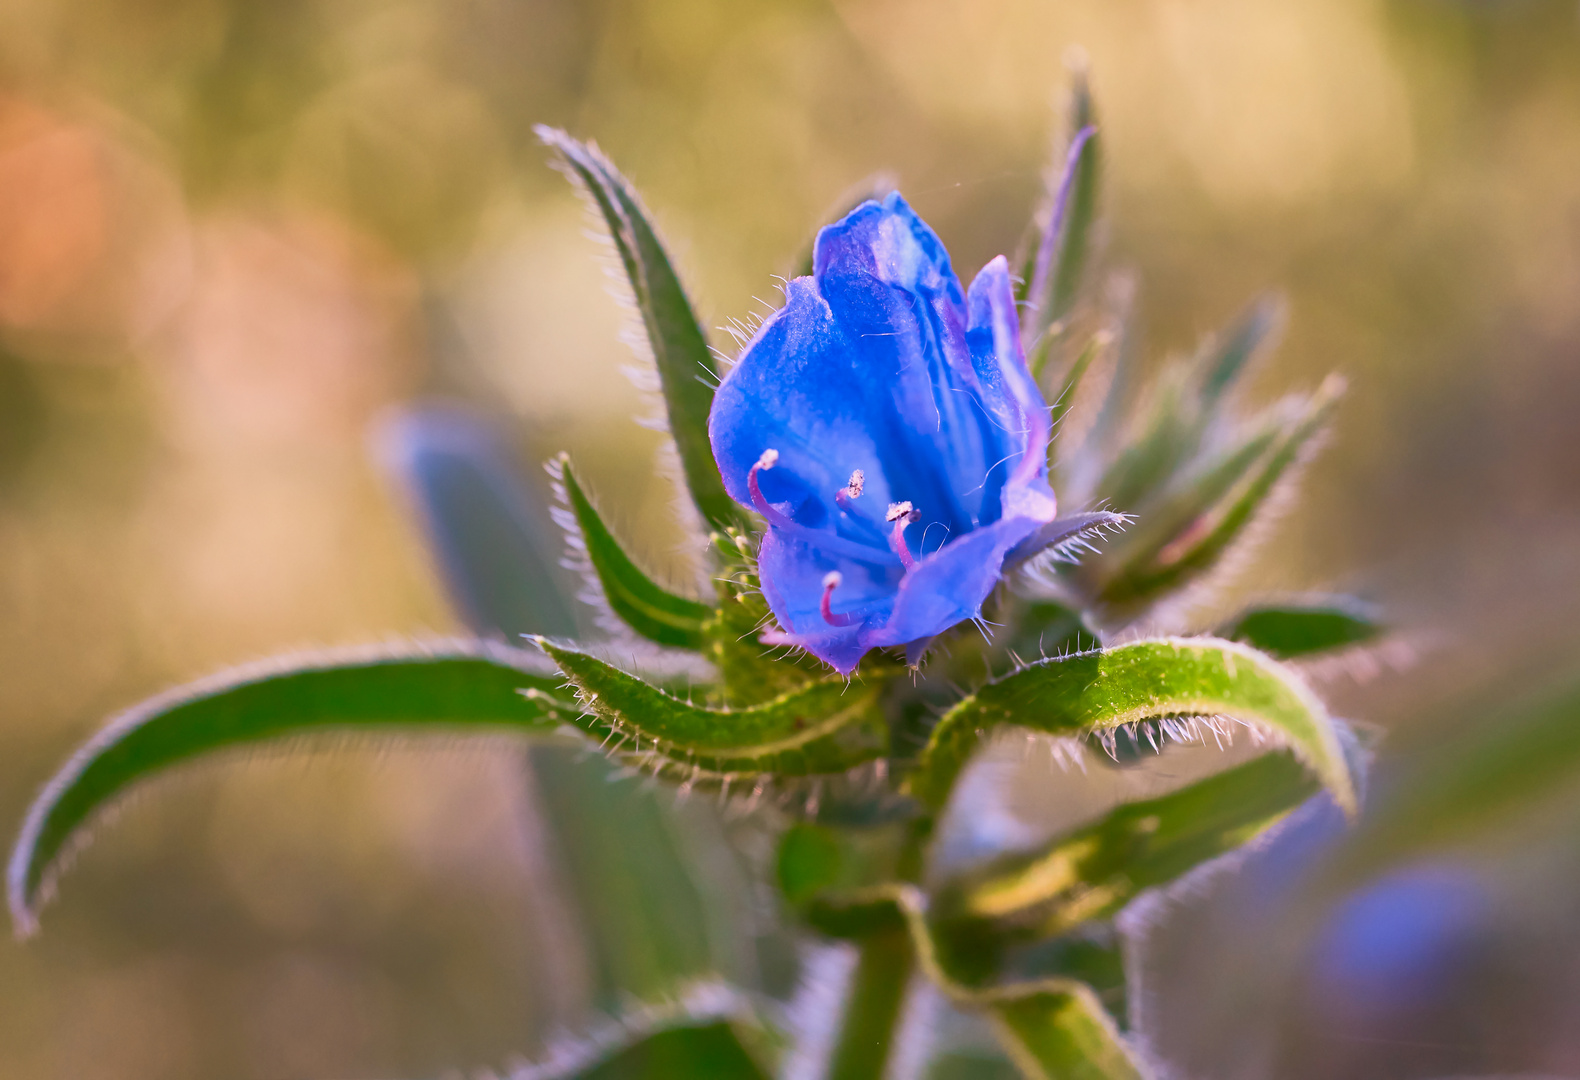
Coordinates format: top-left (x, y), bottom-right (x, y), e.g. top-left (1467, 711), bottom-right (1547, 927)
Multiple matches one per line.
top-left (826, 926), bottom-right (916, 1080)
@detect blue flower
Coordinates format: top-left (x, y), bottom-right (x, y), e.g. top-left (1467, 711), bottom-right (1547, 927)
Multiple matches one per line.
top-left (709, 193), bottom-right (1091, 675)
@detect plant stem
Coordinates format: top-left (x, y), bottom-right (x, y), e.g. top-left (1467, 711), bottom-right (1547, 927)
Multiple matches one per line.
top-left (825, 925), bottom-right (916, 1080)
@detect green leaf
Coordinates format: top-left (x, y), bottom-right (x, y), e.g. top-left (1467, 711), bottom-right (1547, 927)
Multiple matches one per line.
top-left (568, 1021), bottom-right (770, 1080)
top-left (1018, 68), bottom-right (1101, 340)
top-left (509, 984), bottom-right (773, 1079)
top-left (905, 638), bottom-right (1356, 818)
top-left (9, 641), bottom-right (571, 935)
top-left (536, 639), bottom-right (888, 782)
top-left (937, 751), bottom-right (1324, 942)
top-left (1096, 377), bottom-right (1343, 612)
top-left (776, 822), bottom-right (847, 905)
top-left (1195, 294), bottom-right (1285, 407)
top-left (1089, 370), bottom-right (1196, 518)
top-left (1082, 297), bottom-right (1280, 518)
top-left (1220, 597), bottom-right (1382, 659)
top-left (992, 988), bottom-right (1148, 1080)
top-left (1081, 417), bottom-right (1282, 593)
top-left (551, 454), bottom-right (713, 649)
top-left (537, 127), bottom-right (743, 533)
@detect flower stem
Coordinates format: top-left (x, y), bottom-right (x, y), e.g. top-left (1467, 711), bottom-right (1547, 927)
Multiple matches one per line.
top-left (826, 925), bottom-right (916, 1080)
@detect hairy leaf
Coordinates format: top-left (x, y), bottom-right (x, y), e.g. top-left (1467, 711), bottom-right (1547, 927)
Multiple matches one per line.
top-left (1098, 421), bottom-right (1280, 567)
top-left (1096, 377), bottom-right (1343, 612)
top-left (1195, 294), bottom-right (1285, 407)
top-left (10, 641), bottom-right (570, 934)
top-left (537, 127), bottom-right (742, 533)
top-left (1090, 371), bottom-right (1196, 518)
top-left (537, 640), bottom-right (888, 781)
top-left (1220, 597), bottom-right (1382, 659)
top-left (938, 751), bottom-right (1323, 943)
top-left (552, 454), bottom-right (713, 649)
top-left (905, 638), bottom-right (1355, 817)
top-left (564, 1022), bottom-right (769, 1080)
top-left (505, 984), bottom-right (772, 1079)
top-left (1018, 69), bottom-right (1101, 340)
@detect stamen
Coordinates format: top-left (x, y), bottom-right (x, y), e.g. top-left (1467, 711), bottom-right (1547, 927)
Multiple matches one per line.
top-left (747, 448), bottom-right (795, 527)
top-left (820, 571), bottom-right (859, 627)
top-left (834, 468), bottom-right (865, 513)
top-left (885, 502), bottom-right (921, 570)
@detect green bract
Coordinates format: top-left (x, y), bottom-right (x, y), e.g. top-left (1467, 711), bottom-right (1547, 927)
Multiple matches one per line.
top-left (10, 76), bottom-right (1383, 1080)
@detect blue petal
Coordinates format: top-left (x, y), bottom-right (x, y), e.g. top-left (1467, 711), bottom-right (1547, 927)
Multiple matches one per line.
top-left (755, 530), bottom-right (901, 674)
top-left (865, 513), bottom-right (1046, 651)
top-left (963, 256), bottom-right (1056, 522)
top-left (708, 194), bottom-right (1061, 675)
top-left (709, 276), bottom-right (904, 553)
top-left (813, 193), bottom-right (997, 537)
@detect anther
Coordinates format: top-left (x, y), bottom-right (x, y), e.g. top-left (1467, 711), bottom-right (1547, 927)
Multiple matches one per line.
top-left (834, 468), bottom-right (865, 513)
top-left (885, 502), bottom-right (921, 570)
top-left (747, 448), bottom-right (794, 527)
top-left (820, 571), bottom-right (859, 627)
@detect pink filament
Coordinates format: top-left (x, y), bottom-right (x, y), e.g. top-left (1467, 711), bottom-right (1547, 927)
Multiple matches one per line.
top-left (747, 454), bottom-right (796, 528)
top-left (820, 573), bottom-right (859, 627)
top-left (888, 516), bottom-right (917, 570)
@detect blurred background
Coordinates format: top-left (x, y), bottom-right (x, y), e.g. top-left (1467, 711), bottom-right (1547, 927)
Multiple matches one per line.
top-left (3, 0), bottom-right (1580, 1077)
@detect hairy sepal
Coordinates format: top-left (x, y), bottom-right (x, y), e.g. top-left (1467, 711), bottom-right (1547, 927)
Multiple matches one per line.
top-left (536, 127), bottom-right (744, 534)
top-left (705, 529), bottom-right (831, 707)
top-left (535, 639), bottom-right (888, 785)
top-left (1017, 67), bottom-right (1102, 344)
top-left (904, 637), bottom-right (1356, 818)
top-left (10, 639), bottom-right (572, 936)
top-left (1095, 377), bottom-right (1343, 616)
